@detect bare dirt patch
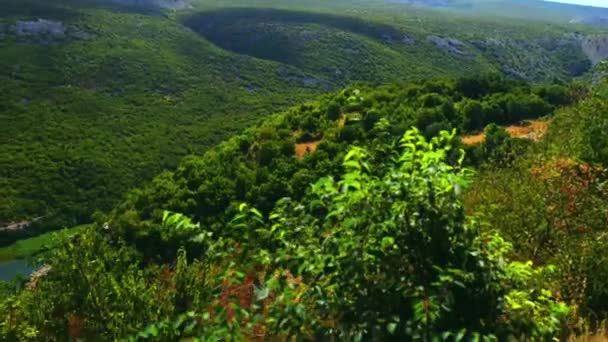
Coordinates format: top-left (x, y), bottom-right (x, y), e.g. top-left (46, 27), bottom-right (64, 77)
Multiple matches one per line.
top-left (295, 141), bottom-right (320, 158)
top-left (461, 134), bottom-right (486, 145)
top-left (506, 120), bottom-right (549, 141)
top-left (461, 119), bottom-right (549, 145)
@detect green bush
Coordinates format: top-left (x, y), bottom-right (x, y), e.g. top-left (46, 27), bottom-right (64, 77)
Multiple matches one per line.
top-left (138, 129), bottom-right (568, 340)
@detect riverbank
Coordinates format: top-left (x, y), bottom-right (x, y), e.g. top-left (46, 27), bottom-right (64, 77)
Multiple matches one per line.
top-left (0, 225), bottom-right (88, 282)
top-left (0, 225), bottom-right (88, 263)
top-left (0, 259), bottom-right (34, 282)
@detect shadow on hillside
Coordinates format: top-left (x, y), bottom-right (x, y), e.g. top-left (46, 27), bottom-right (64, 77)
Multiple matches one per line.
top-left (0, 0), bottom-right (163, 20)
top-left (182, 7), bottom-right (405, 66)
top-left (0, 0), bottom-right (81, 19)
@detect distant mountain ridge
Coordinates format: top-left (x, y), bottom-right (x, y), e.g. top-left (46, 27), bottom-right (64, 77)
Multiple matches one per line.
top-left (86, 0), bottom-right (193, 10)
top-left (388, 0), bottom-right (608, 26)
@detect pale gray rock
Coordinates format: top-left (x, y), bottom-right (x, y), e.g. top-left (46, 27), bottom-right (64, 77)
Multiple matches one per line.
top-left (427, 35), bottom-right (471, 58)
top-left (12, 19), bottom-right (66, 39)
top-left (381, 32), bottom-right (415, 45)
top-left (302, 76), bottom-right (332, 89)
top-left (581, 35), bottom-right (608, 66)
top-left (103, 0), bottom-right (193, 10)
top-left (401, 34), bottom-right (415, 45)
top-left (8, 19), bottom-right (93, 43)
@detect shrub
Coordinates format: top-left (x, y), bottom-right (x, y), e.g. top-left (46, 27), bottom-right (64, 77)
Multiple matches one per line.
top-left (135, 129), bottom-right (569, 340)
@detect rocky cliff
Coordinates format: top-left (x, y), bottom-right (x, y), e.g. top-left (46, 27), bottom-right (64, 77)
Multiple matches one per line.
top-left (581, 35), bottom-right (608, 66)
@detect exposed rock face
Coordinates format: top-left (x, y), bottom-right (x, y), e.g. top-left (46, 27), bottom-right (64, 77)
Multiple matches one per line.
top-left (401, 34), bottom-right (415, 45)
top-left (301, 75), bottom-right (332, 89)
top-left (26, 265), bottom-right (52, 290)
top-left (590, 60), bottom-right (608, 85)
top-left (102, 0), bottom-right (193, 10)
top-left (12, 19), bottom-right (66, 39)
top-left (581, 35), bottom-right (608, 66)
top-left (7, 19), bottom-right (93, 44)
top-left (388, 0), bottom-right (453, 7)
top-left (381, 32), bottom-right (415, 45)
top-left (470, 37), bottom-right (502, 52)
top-left (502, 66), bottom-right (527, 80)
top-left (277, 66), bottom-right (332, 89)
top-left (71, 29), bottom-right (94, 40)
top-left (245, 83), bottom-right (260, 92)
top-left (426, 35), bottom-right (471, 58)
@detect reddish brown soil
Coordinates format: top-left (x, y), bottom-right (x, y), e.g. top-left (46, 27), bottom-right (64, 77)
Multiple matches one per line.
top-left (461, 120), bottom-right (549, 145)
top-left (295, 141), bottom-right (321, 158)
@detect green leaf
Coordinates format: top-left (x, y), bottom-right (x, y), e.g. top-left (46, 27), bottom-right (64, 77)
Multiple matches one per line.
top-left (381, 236), bottom-right (395, 250)
top-left (255, 286), bottom-right (270, 301)
top-left (387, 322), bottom-right (397, 335)
top-left (456, 329), bottom-right (466, 341)
top-left (344, 149), bottom-right (359, 162)
top-left (144, 325), bottom-right (159, 337)
top-left (250, 207), bottom-right (263, 218)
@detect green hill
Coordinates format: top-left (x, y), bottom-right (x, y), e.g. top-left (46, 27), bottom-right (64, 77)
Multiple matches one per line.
top-left (0, 0), bottom-right (602, 240)
top-left (4, 0), bottom-right (608, 339)
top-left (3, 71), bottom-right (608, 339)
top-left (1, 0), bottom-right (324, 235)
top-left (104, 75), bottom-right (569, 240)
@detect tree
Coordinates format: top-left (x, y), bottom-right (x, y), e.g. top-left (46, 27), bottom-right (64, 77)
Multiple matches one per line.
top-left (326, 101), bottom-right (342, 121)
top-left (459, 99), bottom-right (485, 131)
top-left (534, 84), bottom-right (571, 107)
top-left (484, 123), bottom-right (509, 152)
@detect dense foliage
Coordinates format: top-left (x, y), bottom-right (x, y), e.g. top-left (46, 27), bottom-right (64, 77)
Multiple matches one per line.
top-left (3, 1), bottom-right (608, 339)
top-left (105, 75), bottom-right (570, 254)
top-left (0, 0), bottom-right (597, 239)
top-left (3, 70), bottom-right (608, 339)
top-left (0, 0), bottom-right (328, 235)
top-left (465, 81), bottom-right (608, 330)
top-left (0, 128), bottom-right (570, 340)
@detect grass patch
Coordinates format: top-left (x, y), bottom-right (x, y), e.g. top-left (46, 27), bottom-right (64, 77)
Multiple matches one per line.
top-left (0, 225), bottom-right (88, 263)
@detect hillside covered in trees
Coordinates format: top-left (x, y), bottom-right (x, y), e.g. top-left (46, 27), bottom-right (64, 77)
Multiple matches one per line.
top-left (3, 0), bottom-right (608, 340)
top-left (0, 0), bottom-right (602, 240)
top-left (2, 73), bottom-right (608, 339)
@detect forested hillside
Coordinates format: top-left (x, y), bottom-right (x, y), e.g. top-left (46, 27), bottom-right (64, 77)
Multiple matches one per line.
top-left (3, 0), bottom-right (608, 339)
top-left (105, 75), bottom-right (572, 238)
top-left (0, 0), bottom-right (322, 238)
top-left (4, 73), bottom-right (608, 339)
top-left (0, 0), bottom-right (601, 240)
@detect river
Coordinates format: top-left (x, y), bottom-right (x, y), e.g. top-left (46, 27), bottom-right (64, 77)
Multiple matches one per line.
top-left (0, 259), bottom-right (35, 282)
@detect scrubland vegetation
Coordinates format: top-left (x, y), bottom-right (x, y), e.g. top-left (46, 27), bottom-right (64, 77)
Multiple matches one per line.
top-left (3, 73), bottom-right (608, 340)
top-left (3, 0), bottom-right (608, 340)
top-left (0, 0), bottom-right (597, 237)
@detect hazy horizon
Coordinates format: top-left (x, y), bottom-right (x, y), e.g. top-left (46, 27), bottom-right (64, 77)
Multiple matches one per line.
top-left (545, 0), bottom-right (608, 8)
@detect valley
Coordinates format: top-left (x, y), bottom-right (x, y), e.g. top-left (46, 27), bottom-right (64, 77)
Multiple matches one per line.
top-left (1, 0), bottom-right (604, 236)
top-left (1, 0), bottom-right (608, 340)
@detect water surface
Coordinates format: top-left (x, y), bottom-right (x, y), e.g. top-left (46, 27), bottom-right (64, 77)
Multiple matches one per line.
top-left (0, 259), bottom-right (35, 282)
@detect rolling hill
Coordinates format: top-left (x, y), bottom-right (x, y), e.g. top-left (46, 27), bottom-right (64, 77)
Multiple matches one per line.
top-left (3, 70), bottom-right (608, 340)
top-left (0, 0), bottom-right (605, 238)
top-left (3, 0), bottom-right (608, 339)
